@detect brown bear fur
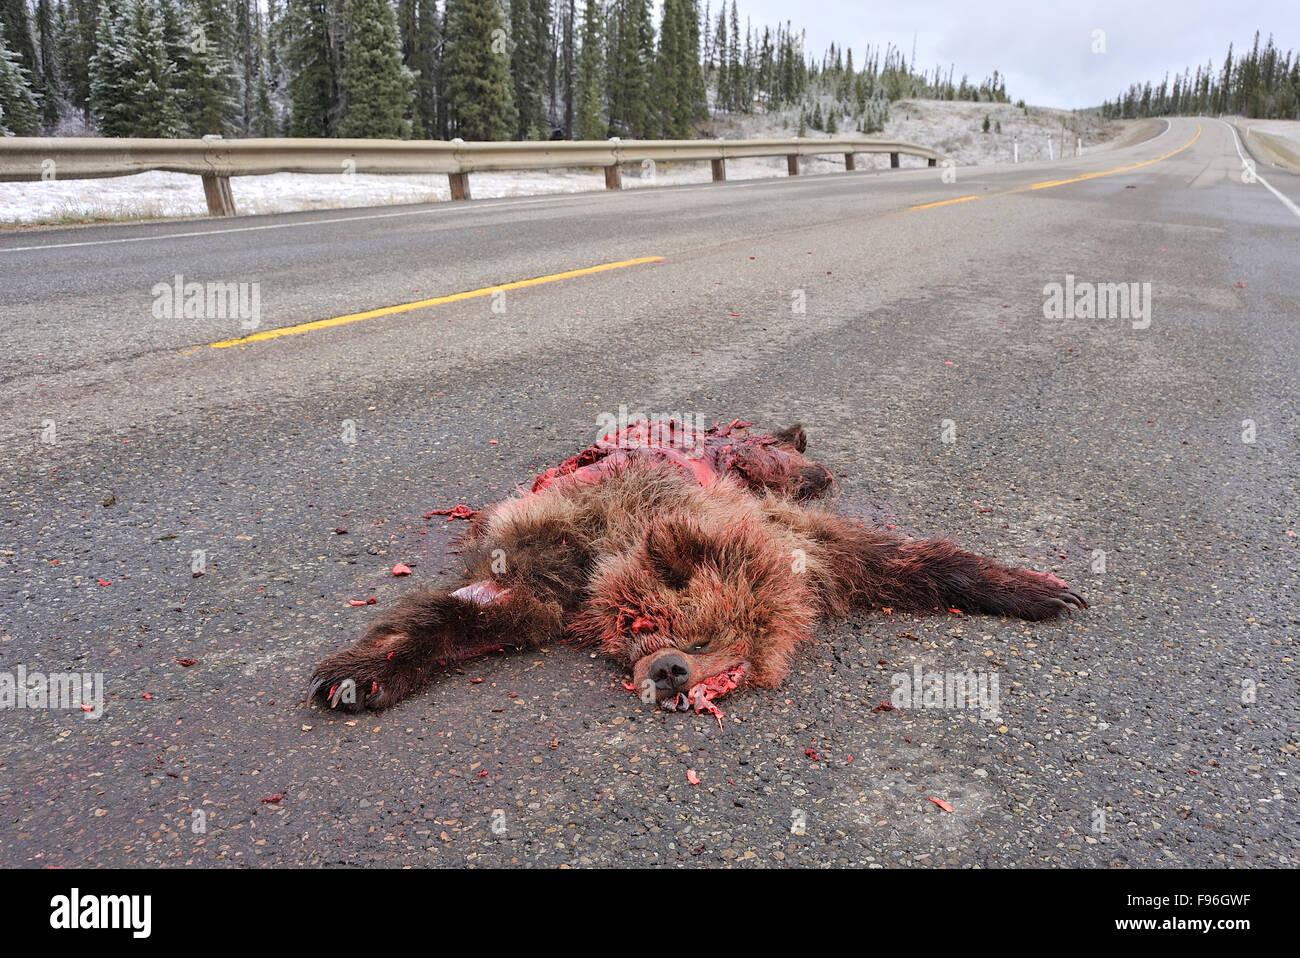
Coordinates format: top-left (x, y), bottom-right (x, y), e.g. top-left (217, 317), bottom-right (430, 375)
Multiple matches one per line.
top-left (307, 420), bottom-right (1085, 711)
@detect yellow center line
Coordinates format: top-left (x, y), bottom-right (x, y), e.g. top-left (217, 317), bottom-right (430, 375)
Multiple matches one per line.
top-left (908, 195), bottom-right (982, 211)
top-left (900, 121), bottom-right (1203, 213)
top-left (202, 255), bottom-right (665, 349)
top-left (196, 125), bottom-right (1202, 351)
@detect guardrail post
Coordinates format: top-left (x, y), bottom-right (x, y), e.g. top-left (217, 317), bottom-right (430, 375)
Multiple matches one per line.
top-left (448, 172), bottom-right (471, 200)
top-left (200, 173), bottom-right (236, 216)
top-left (604, 164), bottom-right (622, 190)
top-left (927, 157), bottom-right (937, 167)
top-left (786, 155), bottom-right (799, 176)
top-left (890, 152), bottom-right (899, 168)
top-left (843, 153), bottom-right (855, 171)
top-left (711, 158), bottom-right (726, 182)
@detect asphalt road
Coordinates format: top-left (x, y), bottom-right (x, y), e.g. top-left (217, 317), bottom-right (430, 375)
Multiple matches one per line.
top-left (1, 118), bottom-right (1296, 867)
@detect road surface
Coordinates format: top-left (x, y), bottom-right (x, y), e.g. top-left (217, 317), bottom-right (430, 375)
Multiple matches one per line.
top-left (1, 117), bottom-right (1296, 867)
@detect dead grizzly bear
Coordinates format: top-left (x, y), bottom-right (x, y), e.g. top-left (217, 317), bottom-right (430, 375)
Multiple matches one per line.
top-left (307, 419), bottom-right (1085, 713)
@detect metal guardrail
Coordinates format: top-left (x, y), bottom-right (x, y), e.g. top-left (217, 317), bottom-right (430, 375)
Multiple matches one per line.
top-left (0, 135), bottom-right (952, 217)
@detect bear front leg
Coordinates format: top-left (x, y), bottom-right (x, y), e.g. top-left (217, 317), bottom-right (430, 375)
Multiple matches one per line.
top-left (306, 586), bottom-right (563, 711)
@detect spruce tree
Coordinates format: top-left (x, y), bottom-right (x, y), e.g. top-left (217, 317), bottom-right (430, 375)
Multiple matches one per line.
top-left (443, 0), bottom-right (515, 140)
top-left (557, 0), bottom-right (574, 136)
top-left (396, 0), bottom-right (437, 137)
top-left (56, 0), bottom-right (96, 126)
top-left (170, 0), bottom-right (236, 136)
top-left (712, 0), bottom-right (726, 109)
top-left (0, 18), bottom-right (39, 134)
top-left (0, 0), bottom-right (38, 80)
top-left (122, 0), bottom-right (181, 135)
top-left (284, 0), bottom-right (337, 135)
top-left (605, 0), bottom-right (651, 136)
top-left (574, 0), bottom-right (601, 137)
top-left (192, 0), bottom-right (241, 131)
top-left (35, 0), bottom-right (57, 127)
top-left (653, 0), bottom-right (703, 138)
top-left (252, 58), bottom-right (274, 133)
top-left (509, 0), bottom-right (550, 138)
top-left (726, 0), bottom-right (739, 111)
top-left (651, 0), bottom-right (680, 136)
top-left (338, 0), bottom-right (413, 138)
top-left (89, 0), bottom-right (133, 134)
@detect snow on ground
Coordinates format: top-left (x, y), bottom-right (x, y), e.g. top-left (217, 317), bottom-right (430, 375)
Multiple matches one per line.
top-left (1236, 118), bottom-right (1300, 150)
top-left (1231, 118), bottom-right (1300, 170)
top-left (0, 168), bottom-right (611, 225)
top-left (0, 99), bottom-right (1127, 227)
top-left (701, 97), bottom-right (1121, 167)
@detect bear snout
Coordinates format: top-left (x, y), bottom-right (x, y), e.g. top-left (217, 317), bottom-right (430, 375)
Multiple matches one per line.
top-left (647, 650), bottom-right (692, 694)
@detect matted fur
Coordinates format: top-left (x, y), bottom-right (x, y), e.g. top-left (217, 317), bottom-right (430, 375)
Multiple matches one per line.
top-left (307, 421), bottom-right (1085, 711)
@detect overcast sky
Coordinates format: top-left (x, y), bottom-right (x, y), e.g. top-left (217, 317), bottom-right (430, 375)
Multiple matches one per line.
top-left (720, 0), bottom-right (1300, 108)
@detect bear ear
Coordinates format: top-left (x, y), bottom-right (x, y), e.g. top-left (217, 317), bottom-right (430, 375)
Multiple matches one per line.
top-left (642, 518), bottom-right (719, 590)
top-left (773, 423), bottom-right (807, 453)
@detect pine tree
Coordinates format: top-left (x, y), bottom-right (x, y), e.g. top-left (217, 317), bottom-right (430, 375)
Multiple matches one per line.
top-left (574, 0), bottom-right (601, 137)
top-left (443, 0), bottom-right (515, 139)
top-left (338, 0), bottom-right (413, 137)
top-left (0, 18), bottom-right (39, 134)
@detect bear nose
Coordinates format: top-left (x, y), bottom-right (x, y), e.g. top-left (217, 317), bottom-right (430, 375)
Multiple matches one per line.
top-left (650, 652), bottom-right (691, 692)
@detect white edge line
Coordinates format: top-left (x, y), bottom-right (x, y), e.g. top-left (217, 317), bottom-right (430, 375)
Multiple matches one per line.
top-left (1222, 119), bottom-right (1300, 221)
